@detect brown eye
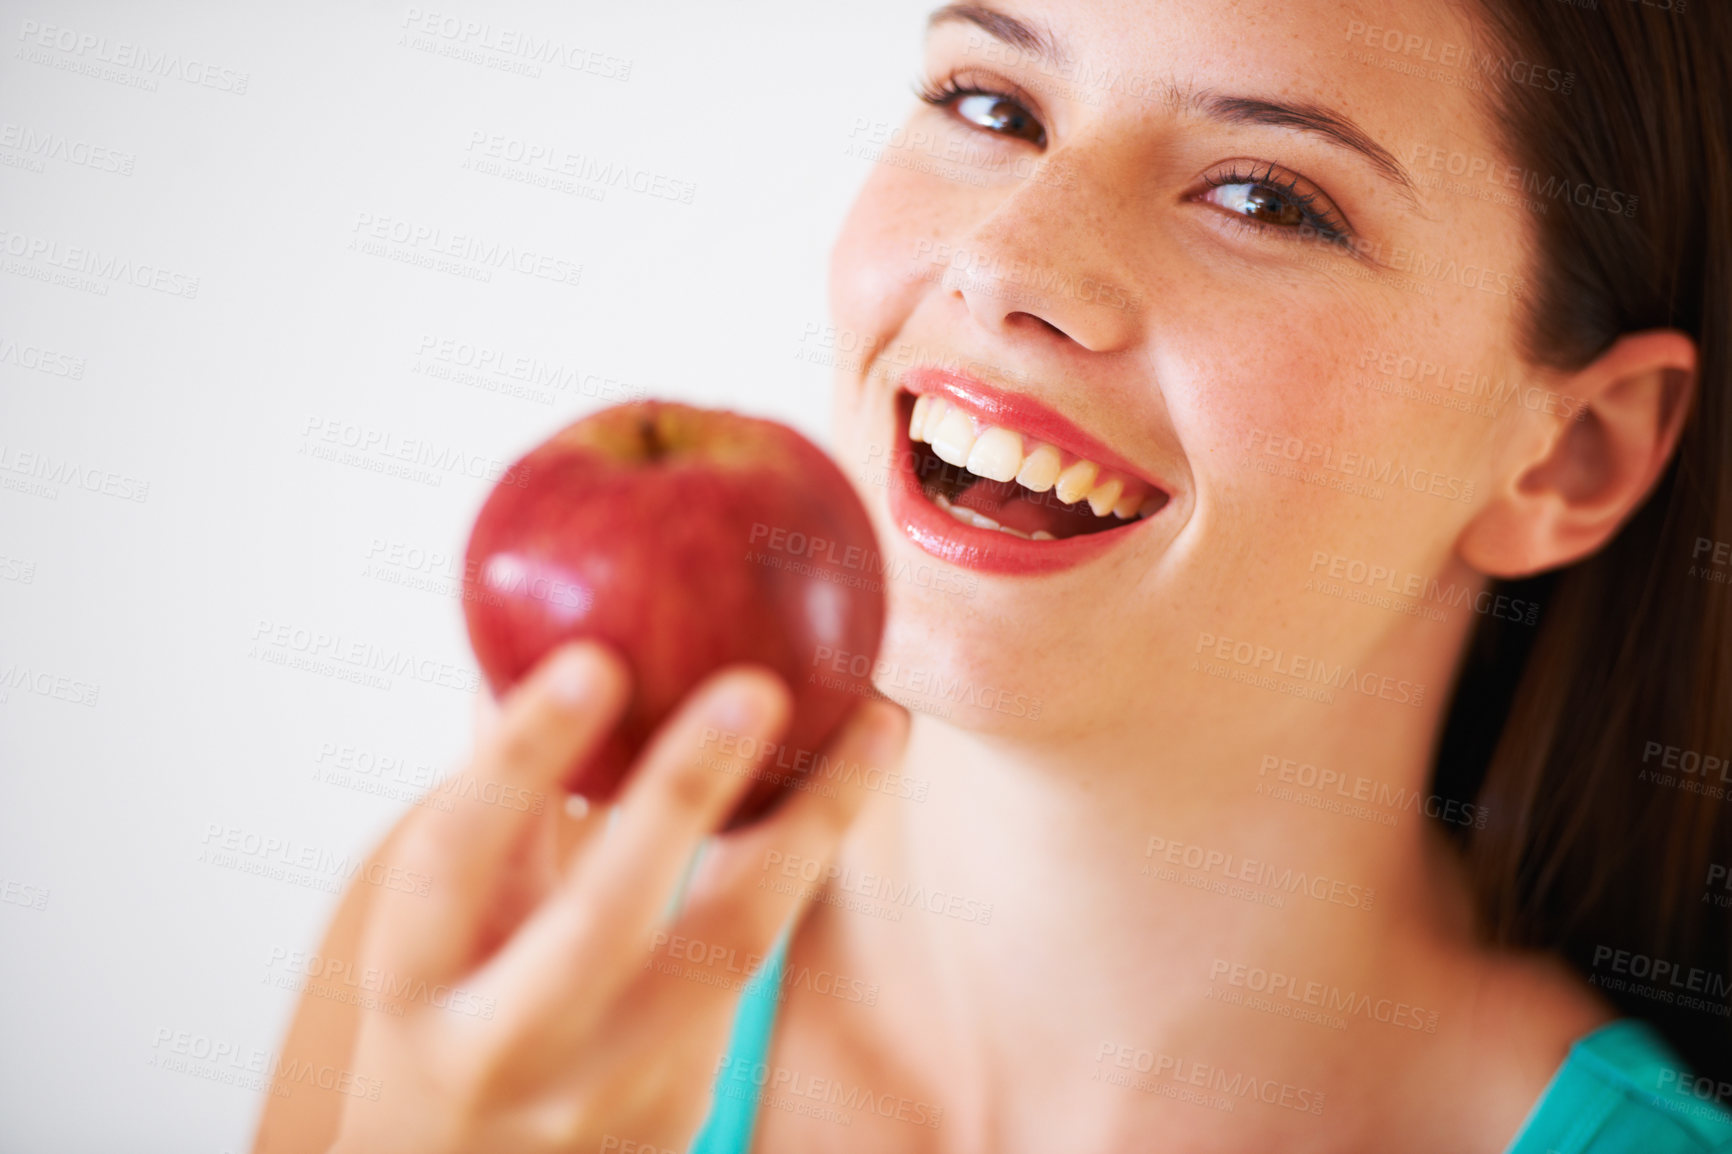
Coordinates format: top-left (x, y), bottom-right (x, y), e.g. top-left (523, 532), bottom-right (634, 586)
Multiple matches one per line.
top-left (1197, 170), bottom-right (1349, 244)
top-left (953, 92), bottom-right (1046, 145)
top-left (1233, 184), bottom-right (1306, 227)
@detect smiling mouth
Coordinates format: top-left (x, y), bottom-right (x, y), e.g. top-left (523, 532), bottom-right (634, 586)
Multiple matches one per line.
top-left (899, 390), bottom-right (1171, 542)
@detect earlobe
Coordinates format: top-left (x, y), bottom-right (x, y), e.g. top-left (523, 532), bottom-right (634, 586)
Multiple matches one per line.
top-left (1458, 330), bottom-right (1697, 580)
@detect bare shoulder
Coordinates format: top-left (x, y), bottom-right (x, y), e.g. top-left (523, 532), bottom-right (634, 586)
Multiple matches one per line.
top-left (1477, 947), bottom-right (1617, 1066)
top-left (1433, 946), bottom-right (1619, 1153)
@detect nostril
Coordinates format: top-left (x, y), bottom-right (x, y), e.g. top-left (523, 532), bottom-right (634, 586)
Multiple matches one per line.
top-left (1009, 312), bottom-right (1065, 337)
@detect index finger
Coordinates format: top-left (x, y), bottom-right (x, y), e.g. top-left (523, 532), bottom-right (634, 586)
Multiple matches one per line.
top-left (366, 641), bottom-right (629, 980)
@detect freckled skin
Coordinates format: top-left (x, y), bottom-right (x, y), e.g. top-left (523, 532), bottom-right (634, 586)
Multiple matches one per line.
top-left (831, 0), bottom-right (1540, 745)
top-left (743, 1), bottom-right (1689, 1150)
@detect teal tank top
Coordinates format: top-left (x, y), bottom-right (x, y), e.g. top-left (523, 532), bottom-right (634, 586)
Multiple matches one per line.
top-left (688, 925), bottom-right (793, 1154)
top-left (687, 934), bottom-right (1732, 1154)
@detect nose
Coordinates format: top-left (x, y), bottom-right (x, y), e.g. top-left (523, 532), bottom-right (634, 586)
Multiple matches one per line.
top-left (942, 145), bottom-right (1145, 353)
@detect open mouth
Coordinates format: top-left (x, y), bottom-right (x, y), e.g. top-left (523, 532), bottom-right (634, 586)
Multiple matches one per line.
top-left (888, 369), bottom-right (1173, 574)
top-left (903, 391), bottom-right (1168, 541)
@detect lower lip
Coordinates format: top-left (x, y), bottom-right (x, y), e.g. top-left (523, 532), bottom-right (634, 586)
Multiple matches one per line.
top-left (886, 411), bottom-right (1154, 578)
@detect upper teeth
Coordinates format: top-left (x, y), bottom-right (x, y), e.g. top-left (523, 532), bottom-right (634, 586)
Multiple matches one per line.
top-left (909, 394), bottom-right (1157, 521)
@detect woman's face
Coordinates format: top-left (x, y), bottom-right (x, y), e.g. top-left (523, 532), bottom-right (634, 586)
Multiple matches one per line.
top-left (829, 0), bottom-right (1551, 746)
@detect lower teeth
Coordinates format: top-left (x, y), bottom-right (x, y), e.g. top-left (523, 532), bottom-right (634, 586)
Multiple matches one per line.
top-left (932, 492), bottom-right (1055, 541)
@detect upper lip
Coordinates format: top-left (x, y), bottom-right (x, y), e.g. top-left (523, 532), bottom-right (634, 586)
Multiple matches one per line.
top-left (895, 365), bottom-right (1171, 496)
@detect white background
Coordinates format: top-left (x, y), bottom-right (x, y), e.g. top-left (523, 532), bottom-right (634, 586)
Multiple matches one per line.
top-left (0, 2), bottom-right (931, 1148)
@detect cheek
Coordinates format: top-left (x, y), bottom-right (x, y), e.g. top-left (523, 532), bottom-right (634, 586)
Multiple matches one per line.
top-left (1154, 288), bottom-right (1378, 485)
top-left (1153, 299), bottom-right (1481, 567)
top-left (827, 162), bottom-right (975, 370)
top-left (827, 164), bottom-right (965, 470)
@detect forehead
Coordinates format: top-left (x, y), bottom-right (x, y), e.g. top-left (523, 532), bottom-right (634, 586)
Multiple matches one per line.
top-left (927, 0), bottom-right (1499, 162)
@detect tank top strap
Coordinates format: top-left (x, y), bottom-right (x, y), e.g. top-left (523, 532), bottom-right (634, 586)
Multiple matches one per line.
top-left (687, 925), bottom-right (790, 1154)
top-left (1505, 1018), bottom-right (1732, 1153)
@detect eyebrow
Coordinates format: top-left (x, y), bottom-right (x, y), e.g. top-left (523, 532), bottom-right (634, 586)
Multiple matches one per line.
top-left (1195, 96), bottom-right (1419, 205)
top-left (929, 2), bottom-right (1062, 60)
top-left (927, 3), bottom-right (1421, 205)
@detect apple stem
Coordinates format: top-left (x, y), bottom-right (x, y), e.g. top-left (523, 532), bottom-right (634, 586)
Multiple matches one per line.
top-left (638, 414), bottom-right (667, 462)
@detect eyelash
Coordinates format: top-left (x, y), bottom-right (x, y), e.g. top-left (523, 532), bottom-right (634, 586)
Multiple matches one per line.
top-left (914, 69), bottom-right (996, 109)
top-left (1201, 161), bottom-right (1352, 245)
top-left (913, 70), bottom-right (1356, 247)
top-left (915, 70), bottom-right (1046, 146)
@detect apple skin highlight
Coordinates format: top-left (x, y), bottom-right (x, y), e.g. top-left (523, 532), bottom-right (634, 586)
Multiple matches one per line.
top-left (462, 401), bottom-right (887, 827)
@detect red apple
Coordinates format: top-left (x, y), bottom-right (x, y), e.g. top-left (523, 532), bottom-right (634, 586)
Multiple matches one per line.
top-left (461, 400), bottom-right (887, 826)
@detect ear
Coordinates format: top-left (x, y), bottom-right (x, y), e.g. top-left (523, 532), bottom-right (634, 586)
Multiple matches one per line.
top-left (1458, 330), bottom-right (1697, 579)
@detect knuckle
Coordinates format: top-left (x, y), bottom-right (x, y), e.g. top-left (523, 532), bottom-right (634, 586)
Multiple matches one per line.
top-left (723, 895), bottom-right (785, 951)
top-left (682, 907), bottom-right (780, 974)
top-left (454, 1040), bottom-right (536, 1127)
top-left (653, 758), bottom-right (727, 819)
top-left (491, 712), bottom-right (554, 775)
top-left (391, 817), bottom-right (453, 879)
top-left (707, 847), bottom-right (775, 901)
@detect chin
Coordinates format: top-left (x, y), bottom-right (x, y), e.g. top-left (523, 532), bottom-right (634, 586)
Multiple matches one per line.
top-left (830, 355), bottom-right (1180, 744)
top-left (872, 598), bottom-right (1058, 738)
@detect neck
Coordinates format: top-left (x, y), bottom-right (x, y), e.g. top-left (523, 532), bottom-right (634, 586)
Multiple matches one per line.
top-left (799, 606), bottom-right (1496, 1143)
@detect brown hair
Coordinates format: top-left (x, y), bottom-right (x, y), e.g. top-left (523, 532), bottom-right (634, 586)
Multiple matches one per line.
top-left (1431, 0), bottom-right (1732, 1082)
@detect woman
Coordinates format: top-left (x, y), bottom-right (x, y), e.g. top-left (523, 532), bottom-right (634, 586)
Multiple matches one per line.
top-left (256, 0), bottom-right (1732, 1150)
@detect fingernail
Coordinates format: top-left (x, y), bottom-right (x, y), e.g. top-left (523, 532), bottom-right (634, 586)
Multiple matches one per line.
top-left (705, 674), bottom-right (779, 736)
top-left (547, 645), bottom-right (602, 706)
